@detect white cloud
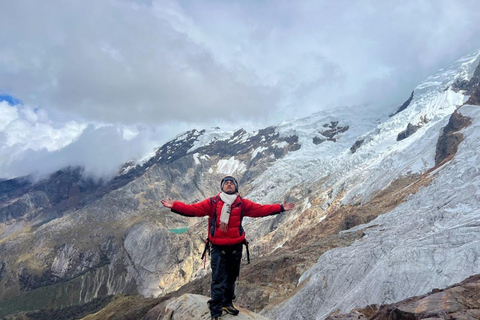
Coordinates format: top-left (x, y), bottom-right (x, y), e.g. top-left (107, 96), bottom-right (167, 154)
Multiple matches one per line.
top-left (0, 101), bottom-right (179, 180)
top-left (2, 0), bottom-right (480, 126)
top-left (0, 102), bottom-right (18, 130)
top-left (0, 103), bottom-right (87, 177)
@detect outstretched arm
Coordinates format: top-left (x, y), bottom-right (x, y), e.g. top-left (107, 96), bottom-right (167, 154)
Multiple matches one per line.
top-left (161, 198), bottom-right (174, 208)
top-left (161, 197), bottom-right (212, 217)
top-left (243, 199), bottom-right (294, 218)
top-left (283, 202), bottom-right (295, 211)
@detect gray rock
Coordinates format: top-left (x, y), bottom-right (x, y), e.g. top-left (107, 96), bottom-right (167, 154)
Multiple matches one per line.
top-left (148, 293), bottom-right (270, 320)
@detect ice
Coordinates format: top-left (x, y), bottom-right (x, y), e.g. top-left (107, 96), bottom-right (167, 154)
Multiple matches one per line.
top-left (216, 156), bottom-right (247, 175)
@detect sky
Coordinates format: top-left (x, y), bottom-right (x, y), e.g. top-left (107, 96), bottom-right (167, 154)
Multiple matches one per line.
top-left (1, 0), bottom-right (480, 180)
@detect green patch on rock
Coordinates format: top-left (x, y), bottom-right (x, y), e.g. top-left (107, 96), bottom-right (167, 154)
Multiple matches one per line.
top-left (168, 227), bottom-right (188, 234)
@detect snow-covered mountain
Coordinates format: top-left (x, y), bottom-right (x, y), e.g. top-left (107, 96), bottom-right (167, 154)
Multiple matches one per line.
top-left (0, 49), bottom-right (479, 319)
top-left (265, 51), bottom-right (480, 319)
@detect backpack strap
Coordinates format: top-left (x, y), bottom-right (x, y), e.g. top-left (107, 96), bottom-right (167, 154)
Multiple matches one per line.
top-left (209, 196), bottom-right (218, 237)
top-left (201, 196), bottom-right (219, 265)
top-left (201, 237), bottom-right (210, 268)
top-left (242, 238), bottom-right (250, 264)
top-left (238, 196), bottom-right (245, 236)
top-left (237, 196), bottom-right (250, 264)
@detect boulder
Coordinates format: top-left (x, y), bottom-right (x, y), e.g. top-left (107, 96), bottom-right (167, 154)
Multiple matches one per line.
top-left (145, 293), bottom-right (270, 320)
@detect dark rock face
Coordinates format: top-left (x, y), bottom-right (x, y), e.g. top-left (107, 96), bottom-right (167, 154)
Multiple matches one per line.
top-left (435, 110), bottom-right (472, 165)
top-left (327, 274), bottom-right (480, 320)
top-left (340, 214), bottom-right (363, 231)
top-left (18, 268), bottom-right (58, 291)
top-left (397, 123), bottom-right (421, 141)
top-left (313, 136), bottom-right (326, 145)
top-left (314, 121), bottom-right (349, 144)
top-left (451, 61), bottom-right (480, 95)
top-left (197, 126), bottom-right (299, 158)
top-left (0, 167), bottom-right (106, 223)
top-left (0, 191), bottom-right (50, 222)
top-left (350, 139), bottom-right (364, 153)
top-left (465, 84), bottom-right (480, 105)
top-left (149, 129), bottom-right (205, 165)
top-left (0, 262), bottom-right (5, 281)
top-left (0, 177), bottom-right (32, 202)
top-left (391, 91), bottom-right (414, 116)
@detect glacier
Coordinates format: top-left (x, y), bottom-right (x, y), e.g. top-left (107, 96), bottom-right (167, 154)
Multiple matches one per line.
top-left (265, 48), bottom-right (480, 318)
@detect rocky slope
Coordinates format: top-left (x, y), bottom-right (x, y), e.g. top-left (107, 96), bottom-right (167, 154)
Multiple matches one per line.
top-left (326, 274), bottom-right (480, 320)
top-left (142, 294), bottom-right (269, 320)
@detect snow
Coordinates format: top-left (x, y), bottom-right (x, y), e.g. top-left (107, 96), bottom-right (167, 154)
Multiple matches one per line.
top-left (216, 156), bottom-right (247, 175)
top-left (133, 148), bottom-right (157, 168)
top-left (187, 128), bottom-right (235, 153)
top-left (193, 153), bottom-right (200, 165)
top-left (246, 107), bottom-right (384, 203)
top-left (192, 153), bottom-right (210, 166)
top-left (246, 51), bottom-right (479, 207)
top-left (251, 146), bottom-right (267, 159)
top-left (268, 104), bottom-right (480, 319)
top-left (273, 141), bottom-right (288, 148)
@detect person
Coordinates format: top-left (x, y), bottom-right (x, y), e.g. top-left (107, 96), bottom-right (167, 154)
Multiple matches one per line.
top-left (161, 175), bottom-right (294, 320)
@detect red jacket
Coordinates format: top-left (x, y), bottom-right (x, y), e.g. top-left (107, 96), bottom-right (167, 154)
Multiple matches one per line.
top-left (171, 193), bottom-right (284, 245)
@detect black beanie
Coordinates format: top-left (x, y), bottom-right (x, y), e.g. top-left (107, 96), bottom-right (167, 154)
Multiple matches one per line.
top-left (220, 176), bottom-right (238, 193)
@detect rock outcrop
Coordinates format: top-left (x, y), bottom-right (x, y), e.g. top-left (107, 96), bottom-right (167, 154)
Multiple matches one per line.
top-left (451, 58), bottom-right (480, 95)
top-left (144, 294), bottom-right (269, 320)
top-left (435, 109), bottom-right (472, 165)
top-left (313, 121), bottom-right (350, 144)
top-left (391, 90), bottom-right (414, 116)
top-left (349, 139), bottom-right (364, 153)
top-left (397, 122), bottom-right (421, 141)
top-left (465, 84), bottom-right (480, 105)
top-left (327, 274), bottom-right (480, 320)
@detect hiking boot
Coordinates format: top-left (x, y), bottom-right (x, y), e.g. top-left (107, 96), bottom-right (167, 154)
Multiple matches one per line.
top-left (223, 305), bottom-right (240, 315)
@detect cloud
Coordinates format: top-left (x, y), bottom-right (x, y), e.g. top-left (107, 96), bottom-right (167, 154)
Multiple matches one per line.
top-left (0, 101), bottom-right (88, 177)
top-left (176, 0), bottom-right (480, 113)
top-left (0, 101), bottom-right (180, 180)
top-left (2, 0), bottom-right (479, 126)
top-left (4, 125), bottom-right (154, 181)
top-left (0, 100), bottom-right (239, 180)
top-left (0, 0), bottom-right (281, 125)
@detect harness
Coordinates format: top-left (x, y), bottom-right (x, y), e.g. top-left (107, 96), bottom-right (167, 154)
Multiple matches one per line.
top-left (201, 195), bottom-right (250, 268)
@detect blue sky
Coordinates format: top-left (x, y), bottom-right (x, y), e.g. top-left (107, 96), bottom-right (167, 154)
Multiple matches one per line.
top-left (1, 0), bottom-right (480, 179)
top-left (0, 94), bottom-right (22, 106)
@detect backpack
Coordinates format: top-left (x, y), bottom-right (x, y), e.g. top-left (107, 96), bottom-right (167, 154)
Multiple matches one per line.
top-left (200, 195), bottom-right (250, 267)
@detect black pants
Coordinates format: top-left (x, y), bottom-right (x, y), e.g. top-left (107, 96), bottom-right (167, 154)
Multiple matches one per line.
top-left (208, 243), bottom-right (242, 317)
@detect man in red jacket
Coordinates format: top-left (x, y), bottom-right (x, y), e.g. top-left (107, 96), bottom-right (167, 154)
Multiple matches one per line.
top-left (161, 176), bottom-right (294, 320)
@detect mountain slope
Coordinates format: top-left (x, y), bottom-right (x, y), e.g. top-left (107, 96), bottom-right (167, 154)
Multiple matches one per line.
top-left (267, 62), bottom-right (480, 318)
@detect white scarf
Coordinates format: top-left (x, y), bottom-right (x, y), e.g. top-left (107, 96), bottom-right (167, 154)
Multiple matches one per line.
top-left (219, 192), bottom-right (238, 225)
